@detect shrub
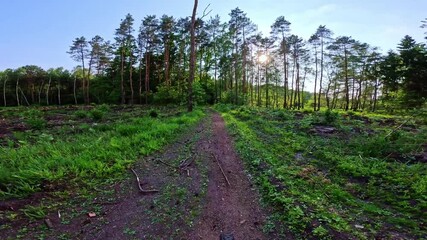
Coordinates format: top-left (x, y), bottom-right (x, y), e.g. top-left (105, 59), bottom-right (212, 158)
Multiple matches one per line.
top-left (90, 109), bottom-right (104, 121)
top-left (25, 118), bottom-right (46, 130)
top-left (324, 109), bottom-right (339, 124)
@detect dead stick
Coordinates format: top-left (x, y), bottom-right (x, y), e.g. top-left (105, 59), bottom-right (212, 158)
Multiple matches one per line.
top-left (212, 153), bottom-right (231, 187)
top-left (130, 169), bottom-right (159, 193)
top-left (384, 116), bottom-right (414, 139)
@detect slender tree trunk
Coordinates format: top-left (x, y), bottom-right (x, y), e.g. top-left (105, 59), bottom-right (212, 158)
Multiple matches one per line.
top-left (38, 79), bottom-right (44, 104)
top-left (265, 64), bottom-right (269, 108)
top-left (57, 79), bottom-right (61, 105)
top-left (313, 46), bottom-right (318, 111)
top-left (139, 59), bottom-right (143, 104)
top-left (16, 77), bottom-right (20, 106)
top-left (296, 63), bottom-right (300, 109)
top-left (46, 76), bottom-right (51, 105)
top-left (19, 87), bottom-right (29, 106)
top-left (282, 40), bottom-right (288, 109)
top-left (164, 43), bottom-right (170, 86)
top-left (129, 54), bottom-right (134, 105)
top-left (318, 39), bottom-right (324, 111)
top-left (120, 47), bottom-right (125, 104)
top-left (325, 72), bottom-right (332, 109)
top-left (80, 49), bottom-right (87, 104)
top-left (145, 52), bottom-right (150, 104)
top-left (373, 78), bottom-right (379, 112)
top-left (73, 75), bottom-right (77, 105)
top-left (290, 59), bottom-right (295, 109)
top-left (188, 0), bottom-right (198, 112)
top-left (344, 48), bottom-right (349, 111)
top-left (257, 64), bottom-right (261, 106)
top-left (301, 68), bottom-right (307, 109)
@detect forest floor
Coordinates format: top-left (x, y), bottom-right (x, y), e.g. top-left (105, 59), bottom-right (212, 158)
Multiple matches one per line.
top-left (1, 105), bottom-right (426, 239)
top-left (0, 108), bottom-right (275, 239)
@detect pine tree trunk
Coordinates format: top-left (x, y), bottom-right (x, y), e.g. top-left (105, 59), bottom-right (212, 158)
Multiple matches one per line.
top-left (73, 75), bottom-right (78, 105)
top-left (188, 0), bottom-right (198, 112)
top-left (120, 47), bottom-right (125, 104)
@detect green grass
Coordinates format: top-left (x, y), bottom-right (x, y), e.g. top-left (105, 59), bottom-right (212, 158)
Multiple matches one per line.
top-left (215, 104), bottom-right (427, 239)
top-left (0, 106), bottom-right (205, 199)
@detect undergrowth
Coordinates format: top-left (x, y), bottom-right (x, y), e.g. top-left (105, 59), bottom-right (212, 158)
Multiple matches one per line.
top-left (215, 104), bottom-right (427, 239)
top-left (0, 106), bottom-right (205, 199)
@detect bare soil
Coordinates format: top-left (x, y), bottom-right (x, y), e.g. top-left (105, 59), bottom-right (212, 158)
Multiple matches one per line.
top-left (189, 112), bottom-right (269, 240)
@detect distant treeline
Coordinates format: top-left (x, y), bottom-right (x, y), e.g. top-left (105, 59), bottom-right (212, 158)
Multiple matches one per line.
top-left (0, 11), bottom-right (426, 111)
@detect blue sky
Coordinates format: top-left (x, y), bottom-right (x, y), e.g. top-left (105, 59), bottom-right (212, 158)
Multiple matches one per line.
top-left (0, 0), bottom-right (425, 71)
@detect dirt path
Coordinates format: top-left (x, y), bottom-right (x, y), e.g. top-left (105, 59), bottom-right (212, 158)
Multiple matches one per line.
top-left (189, 112), bottom-right (268, 239)
top-left (0, 111), bottom-right (271, 240)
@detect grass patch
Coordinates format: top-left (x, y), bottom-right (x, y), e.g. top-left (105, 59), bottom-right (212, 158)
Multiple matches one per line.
top-left (215, 104), bottom-right (427, 239)
top-left (0, 106), bottom-right (205, 199)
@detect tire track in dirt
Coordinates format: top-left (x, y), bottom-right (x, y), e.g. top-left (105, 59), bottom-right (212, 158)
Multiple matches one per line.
top-left (188, 112), bottom-right (268, 240)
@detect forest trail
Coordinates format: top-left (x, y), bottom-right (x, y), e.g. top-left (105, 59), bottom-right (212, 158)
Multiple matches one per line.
top-left (188, 112), bottom-right (268, 240)
top-left (62, 111), bottom-right (270, 239)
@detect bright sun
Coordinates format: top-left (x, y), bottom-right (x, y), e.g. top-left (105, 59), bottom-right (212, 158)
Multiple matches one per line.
top-left (258, 54), bottom-right (268, 63)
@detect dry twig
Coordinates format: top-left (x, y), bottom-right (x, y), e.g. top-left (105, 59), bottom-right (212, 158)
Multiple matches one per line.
top-left (212, 153), bottom-right (231, 187)
top-left (130, 169), bottom-right (159, 193)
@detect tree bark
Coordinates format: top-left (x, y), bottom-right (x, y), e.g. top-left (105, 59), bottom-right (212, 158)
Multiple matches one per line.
top-left (73, 75), bottom-right (78, 105)
top-left (16, 77), bottom-right (20, 106)
top-left (188, 0), bottom-right (198, 112)
top-left (120, 47), bottom-right (125, 104)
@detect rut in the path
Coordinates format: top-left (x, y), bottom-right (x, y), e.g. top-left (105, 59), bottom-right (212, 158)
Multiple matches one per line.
top-left (188, 112), bottom-right (268, 240)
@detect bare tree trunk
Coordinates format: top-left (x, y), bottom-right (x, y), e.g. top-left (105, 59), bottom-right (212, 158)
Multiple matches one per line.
top-left (120, 47), bottom-right (125, 104)
top-left (16, 77), bottom-right (20, 106)
top-left (164, 44), bottom-right (171, 86)
top-left (139, 60), bottom-right (143, 104)
top-left (344, 49), bottom-right (349, 111)
top-left (188, 0), bottom-right (198, 112)
top-left (19, 87), bottom-right (30, 106)
top-left (129, 54), bottom-right (134, 105)
top-left (318, 39), bottom-right (324, 111)
top-left (73, 75), bottom-right (78, 105)
top-left (57, 79), bottom-right (61, 105)
top-left (296, 63), bottom-right (300, 110)
top-left (145, 52), bottom-right (150, 104)
top-left (46, 76), bottom-right (51, 105)
top-left (313, 46), bottom-right (318, 111)
top-left (38, 78), bottom-right (45, 104)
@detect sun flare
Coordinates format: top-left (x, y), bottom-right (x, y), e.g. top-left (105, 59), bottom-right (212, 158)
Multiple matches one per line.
top-left (258, 54), bottom-right (268, 63)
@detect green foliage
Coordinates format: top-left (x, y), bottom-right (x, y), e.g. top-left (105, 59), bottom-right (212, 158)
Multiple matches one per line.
top-left (89, 109), bottom-right (104, 121)
top-left (216, 105), bottom-right (427, 238)
top-left (74, 110), bottom-right (87, 119)
top-left (25, 118), bottom-right (46, 130)
top-left (154, 84), bottom-right (182, 104)
top-left (0, 106), bottom-right (205, 199)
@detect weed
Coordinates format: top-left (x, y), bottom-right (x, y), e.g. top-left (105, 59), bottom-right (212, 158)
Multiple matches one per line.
top-left (22, 205), bottom-right (46, 220)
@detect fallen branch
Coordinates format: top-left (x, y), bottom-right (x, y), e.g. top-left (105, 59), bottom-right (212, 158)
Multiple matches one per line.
top-left (212, 153), bottom-right (231, 187)
top-left (130, 169), bottom-right (159, 193)
top-left (384, 116), bottom-right (413, 139)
